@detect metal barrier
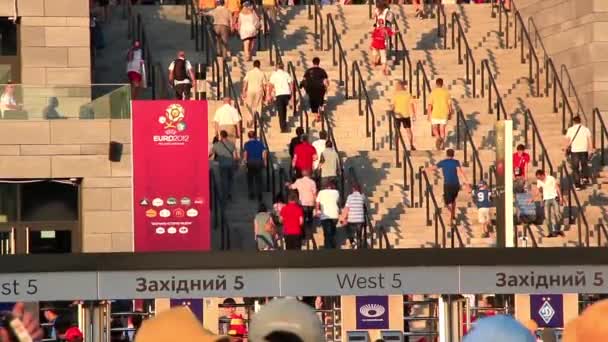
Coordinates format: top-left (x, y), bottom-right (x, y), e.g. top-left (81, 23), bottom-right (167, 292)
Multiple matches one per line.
top-left (221, 59), bottom-right (245, 151)
top-left (592, 108), bottom-right (608, 165)
top-left (545, 57), bottom-right (576, 134)
top-left (262, 9), bottom-right (283, 67)
top-left (321, 108), bottom-right (346, 202)
top-left (352, 61), bottom-right (376, 151)
top-left (201, 15), bottom-right (222, 100)
top-left (523, 108), bottom-right (553, 175)
top-left (418, 167), bottom-right (463, 248)
top-left (559, 161), bottom-right (591, 247)
top-left (388, 110), bottom-right (417, 208)
top-left (390, 16), bottom-right (413, 94)
top-left (415, 60), bottom-right (432, 115)
top-left (326, 13), bottom-right (349, 97)
top-left (451, 12), bottom-right (476, 97)
top-left (313, 2), bottom-right (324, 51)
top-left (437, 4), bottom-right (447, 49)
top-left (253, 112), bottom-right (275, 195)
top-left (455, 109), bottom-right (484, 186)
top-left (287, 61), bottom-right (310, 133)
top-left (210, 168), bottom-right (231, 250)
top-left (480, 59), bottom-right (508, 120)
top-left (512, 8), bottom-right (540, 97)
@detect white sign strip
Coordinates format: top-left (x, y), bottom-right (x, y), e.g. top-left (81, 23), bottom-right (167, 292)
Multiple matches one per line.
top-left (0, 272), bottom-right (97, 301)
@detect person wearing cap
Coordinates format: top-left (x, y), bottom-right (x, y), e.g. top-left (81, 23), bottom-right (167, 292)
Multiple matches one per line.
top-left (237, 2), bottom-right (260, 62)
top-left (267, 61), bottom-right (294, 133)
top-left (472, 180), bottom-right (492, 238)
top-left (248, 298), bottom-right (324, 342)
top-left (168, 51), bottom-right (196, 100)
top-left (210, 0), bottom-right (233, 58)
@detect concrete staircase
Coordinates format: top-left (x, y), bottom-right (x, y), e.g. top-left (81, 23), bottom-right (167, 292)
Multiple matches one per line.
top-left (129, 3), bottom-right (608, 249)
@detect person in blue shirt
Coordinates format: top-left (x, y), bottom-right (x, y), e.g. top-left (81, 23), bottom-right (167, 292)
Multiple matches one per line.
top-left (243, 130), bottom-right (268, 201)
top-left (426, 149), bottom-right (469, 225)
top-left (472, 180), bottom-right (492, 238)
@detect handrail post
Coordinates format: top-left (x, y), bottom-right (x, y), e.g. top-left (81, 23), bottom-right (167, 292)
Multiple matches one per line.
top-left (389, 110), bottom-right (394, 150)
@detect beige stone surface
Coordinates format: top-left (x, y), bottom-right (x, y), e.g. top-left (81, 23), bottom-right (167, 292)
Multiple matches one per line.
top-left (0, 121), bottom-right (50, 144)
top-left (21, 27), bottom-right (45, 47)
top-left (0, 145), bottom-right (19, 155)
top-left (0, 156), bottom-right (51, 177)
top-left (82, 177), bottom-right (131, 188)
top-left (66, 17), bottom-right (90, 27)
top-left (45, 27), bottom-right (89, 47)
top-left (111, 157), bottom-right (132, 177)
top-left (111, 120), bottom-right (131, 142)
top-left (50, 120), bottom-right (110, 144)
top-left (51, 155), bottom-right (111, 177)
top-left (80, 144), bottom-right (108, 155)
top-left (82, 233), bottom-right (113, 253)
top-left (111, 188), bottom-right (132, 211)
top-left (83, 211), bottom-right (132, 234)
top-left (46, 67), bottom-right (90, 85)
top-left (68, 48), bottom-right (91, 67)
top-left (20, 144), bottom-right (81, 155)
top-left (82, 188), bottom-right (112, 211)
top-left (22, 47), bottom-right (68, 68)
top-left (21, 67), bottom-right (47, 85)
top-left (43, 0), bottom-right (89, 17)
top-left (22, 17), bottom-right (67, 27)
top-left (111, 233), bottom-right (133, 252)
top-left (18, 0), bottom-right (44, 16)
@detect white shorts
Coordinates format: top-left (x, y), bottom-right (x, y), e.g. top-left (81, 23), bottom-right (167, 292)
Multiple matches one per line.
top-left (432, 119), bottom-right (448, 125)
top-left (372, 48), bottom-right (387, 64)
top-left (478, 208), bottom-right (490, 224)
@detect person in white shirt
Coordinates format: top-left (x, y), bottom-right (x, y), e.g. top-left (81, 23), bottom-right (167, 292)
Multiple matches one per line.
top-left (242, 60), bottom-right (267, 128)
top-left (312, 130), bottom-right (327, 172)
top-left (126, 40), bottom-right (144, 99)
top-left (266, 62), bottom-right (294, 133)
top-left (563, 116), bottom-right (593, 189)
top-left (213, 97), bottom-right (242, 144)
top-left (0, 83), bottom-right (19, 118)
top-left (315, 180), bottom-right (340, 249)
top-left (532, 169), bottom-right (564, 238)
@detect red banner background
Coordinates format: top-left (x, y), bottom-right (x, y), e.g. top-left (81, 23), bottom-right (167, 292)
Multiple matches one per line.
top-left (132, 100), bottom-right (210, 252)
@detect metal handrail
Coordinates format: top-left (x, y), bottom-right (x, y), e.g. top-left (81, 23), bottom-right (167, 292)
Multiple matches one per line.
top-left (597, 220), bottom-right (608, 247)
top-left (221, 59), bottom-right (245, 151)
top-left (287, 62), bottom-right (310, 133)
top-left (187, 0), bottom-right (202, 51)
top-left (481, 59), bottom-right (508, 120)
top-left (523, 108), bottom-right (553, 175)
top-left (209, 169), bottom-right (231, 250)
top-left (437, 4), bottom-right (447, 49)
top-left (352, 61), bottom-right (376, 151)
top-left (415, 61), bottom-right (432, 115)
top-left (512, 9), bottom-right (540, 96)
top-left (390, 16), bottom-right (413, 94)
top-left (496, 1), bottom-right (510, 49)
top-left (387, 111), bottom-right (416, 208)
top-left (313, 3), bottom-right (324, 51)
top-left (201, 15), bottom-right (222, 99)
top-left (321, 111), bottom-right (346, 203)
top-left (560, 65), bottom-right (585, 118)
top-left (515, 224), bottom-right (539, 248)
top-left (592, 108), bottom-right (608, 165)
top-left (418, 167), bottom-right (455, 248)
top-left (545, 57), bottom-right (575, 134)
top-left (455, 109), bottom-right (484, 186)
top-left (559, 161), bottom-right (591, 247)
top-left (451, 13), bottom-right (476, 97)
top-left (326, 13), bottom-right (349, 97)
top-left (253, 112), bottom-right (275, 195)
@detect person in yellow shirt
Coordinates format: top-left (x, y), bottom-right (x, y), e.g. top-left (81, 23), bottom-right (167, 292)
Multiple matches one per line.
top-left (390, 80), bottom-right (417, 150)
top-left (427, 78), bottom-right (452, 150)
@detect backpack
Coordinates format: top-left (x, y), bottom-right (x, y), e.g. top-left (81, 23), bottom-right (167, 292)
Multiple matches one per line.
top-left (173, 59), bottom-right (189, 82)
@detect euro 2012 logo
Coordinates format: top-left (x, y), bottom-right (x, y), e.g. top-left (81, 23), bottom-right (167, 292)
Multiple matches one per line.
top-left (158, 104), bottom-right (187, 132)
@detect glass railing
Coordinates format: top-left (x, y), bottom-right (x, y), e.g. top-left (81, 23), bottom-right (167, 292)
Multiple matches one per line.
top-left (0, 84), bottom-right (131, 120)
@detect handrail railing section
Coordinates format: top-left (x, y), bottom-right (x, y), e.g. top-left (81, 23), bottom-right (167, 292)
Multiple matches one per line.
top-left (387, 111), bottom-right (417, 208)
top-left (481, 59), bottom-right (508, 120)
top-left (415, 61), bottom-right (432, 115)
top-left (201, 14), bottom-right (222, 100)
top-left (287, 62), bottom-right (310, 133)
top-left (221, 59), bottom-right (245, 151)
top-left (253, 112), bottom-right (276, 196)
top-left (596, 220), bottom-right (608, 247)
top-left (559, 161), bottom-right (591, 247)
top-left (523, 108), bottom-right (553, 175)
top-left (437, 4), bottom-right (447, 49)
top-left (512, 8), bottom-right (540, 97)
top-left (326, 13), bottom-right (349, 97)
top-left (209, 169), bottom-right (231, 250)
top-left (390, 16), bottom-right (413, 94)
top-left (455, 109), bottom-right (484, 186)
top-left (321, 113), bottom-right (346, 203)
top-left (313, 3), bottom-right (324, 51)
top-left (352, 61), bottom-right (376, 151)
top-left (451, 13), bottom-right (476, 97)
top-left (592, 108), bottom-right (608, 165)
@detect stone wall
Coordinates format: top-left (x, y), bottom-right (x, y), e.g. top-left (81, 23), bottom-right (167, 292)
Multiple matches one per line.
top-left (517, 0), bottom-right (608, 114)
top-left (0, 119), bottom-right (133, 252)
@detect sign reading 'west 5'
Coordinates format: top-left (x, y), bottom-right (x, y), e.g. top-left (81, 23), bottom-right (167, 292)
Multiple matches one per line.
top-left (132, 100), bottom-right (210, 252)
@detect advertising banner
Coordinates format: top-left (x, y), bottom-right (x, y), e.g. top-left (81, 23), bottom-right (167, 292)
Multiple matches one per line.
top-left (132, 100), bottom-right (210, 252)
top-left (356, 296), bottom-right (389, 330)
top-left (530, 294), bottom-right (564, 328)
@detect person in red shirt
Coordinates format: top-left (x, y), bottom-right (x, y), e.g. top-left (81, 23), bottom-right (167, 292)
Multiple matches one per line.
top-left (292, 134), bottom-right (317, 179)
top-left (370, 24), bottom-right (395, 76)
top-left (280, 190), bottom-right (304, 250)
top-left (223, 298), bottom-right (247, 340)
top-left (513, 144), bottom-right (530, 190)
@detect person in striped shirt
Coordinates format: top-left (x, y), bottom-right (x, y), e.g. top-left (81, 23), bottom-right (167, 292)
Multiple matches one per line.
top-left (341, 183), bottom-right (366, 248)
